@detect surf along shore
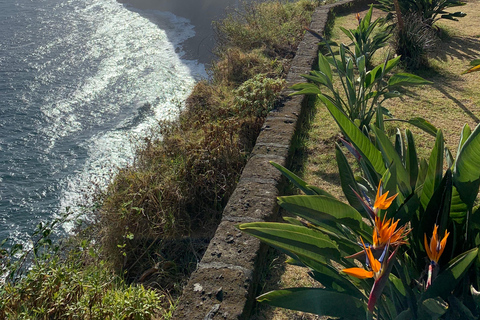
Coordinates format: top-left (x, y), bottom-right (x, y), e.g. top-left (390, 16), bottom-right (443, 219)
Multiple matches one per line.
top-left (118, 0), bottom-right (265, 64)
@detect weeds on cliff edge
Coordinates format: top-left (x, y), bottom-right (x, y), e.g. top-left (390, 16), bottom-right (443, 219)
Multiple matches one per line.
top-left (93, 0), bottom-right (319, 293)
top-left (0, 212), bottom-right (173, 319)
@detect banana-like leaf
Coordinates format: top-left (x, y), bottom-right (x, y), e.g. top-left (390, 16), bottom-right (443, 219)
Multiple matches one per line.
top-left (289, 82), bottom-right (323, 96)
top-left (448, 295), bottom-right (477, 320)
top-left (283, 216), bottom-right (361, 256)
top-left (302, 72), bottom-right (331, 87)
top-left (269, 161), bottom-right (318, 196)
top-left (407, 117), bottom-right (438, 137)
top-left (420, 130), bottom-right (444, 210)
top-left (388, 73), bottom-right (433, 87)
top-left (277, 195), bottom-right (370, 234)
top-left (238, 222), bottom-right (340, 264)
top-left (304, 256), bottom-right (365, 298)
top-left (456, 123), bottom-right (471, 158)
top-left (384, 56), bottom-right (401, 73)
top-left (372, 126), bottom-right (411, 197)
top-left (318, 53), bottom-right (332, 82)
top-left (335, 143), bottom-right (366, 215)
top-left (422, 247), bottom-right (478, 300)
top-left (405, 129), bottom-right (419, 190)
top-left (421, 170), bottom-right (452, 239)
top-left (453, 123), bottom-right (480, 209)
top-left (450, 185), bottom-right (469, 223)
top-left (257, 288), bottom-right (366, 319)
top-left (322, 95), bottom-right (385, 175)
top-left (422, 297), bottom-right (448, 319)
top-left (304, 185), bottom-right (336, 198)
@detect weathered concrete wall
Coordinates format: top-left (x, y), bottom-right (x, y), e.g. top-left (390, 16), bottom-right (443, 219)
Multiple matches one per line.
top-left (172, 1), bottom-right (365, 318)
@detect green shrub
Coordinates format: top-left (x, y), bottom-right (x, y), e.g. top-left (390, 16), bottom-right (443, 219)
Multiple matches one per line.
top-left (233, 74), bottom-right (286, 118)
top-left (393, 12), bottom-right (438, 69)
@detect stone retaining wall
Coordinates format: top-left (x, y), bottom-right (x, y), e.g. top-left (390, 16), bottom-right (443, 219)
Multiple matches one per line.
top-left (172, 1), bottom-right (367, 318)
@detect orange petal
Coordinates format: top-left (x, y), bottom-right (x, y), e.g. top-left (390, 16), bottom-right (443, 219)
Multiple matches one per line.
top-left (430, 225), bottom-right (439, 260)
top-left (424, 233), bottom-right (433, 262)
top-left (342, 268), bottom-right (374, 279)
top-left (437, 230), bottom-right (450, 261)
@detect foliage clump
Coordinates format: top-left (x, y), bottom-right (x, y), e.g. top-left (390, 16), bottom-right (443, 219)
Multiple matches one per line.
top-left (1, 218), bottom-right (171, 320)
top-left (94, 0), bottom-right (318, 286)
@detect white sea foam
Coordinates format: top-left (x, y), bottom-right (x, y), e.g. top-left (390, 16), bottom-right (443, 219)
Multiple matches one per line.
top-left (49, 1), bottom-right (206, 229)
top-left (0, 0), bottom-right (206, 243)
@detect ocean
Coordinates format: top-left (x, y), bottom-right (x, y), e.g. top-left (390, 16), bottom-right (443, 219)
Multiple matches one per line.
top-left (0, 0), bottom-right (206, 244)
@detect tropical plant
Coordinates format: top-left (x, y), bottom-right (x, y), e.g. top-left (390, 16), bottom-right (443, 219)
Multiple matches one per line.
top-left (462, 58), bottom-right (480, 74)
top-left (375, 0), bottom-right (467, 27)
top-left (392, 12), bottom-right (438, 69)
top-left (238, 102), bottom-right (480, 318)
top-left (291, 28), bottom-right (432, 132)
top-left (338, 7), bottom-right (391, 67)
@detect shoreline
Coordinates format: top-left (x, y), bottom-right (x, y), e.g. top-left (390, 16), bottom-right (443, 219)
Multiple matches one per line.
top-left (117, 0), bottom-right (246, 64)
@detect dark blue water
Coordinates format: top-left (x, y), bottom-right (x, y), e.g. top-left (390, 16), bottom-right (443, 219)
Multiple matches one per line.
top-left (0, 0), bottom-right (205, 243)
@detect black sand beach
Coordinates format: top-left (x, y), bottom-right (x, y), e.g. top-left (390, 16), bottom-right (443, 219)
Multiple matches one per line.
top-left (118, 0), bottom-right (251, 64)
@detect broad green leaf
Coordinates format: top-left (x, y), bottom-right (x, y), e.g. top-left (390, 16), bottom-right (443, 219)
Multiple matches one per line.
top-left (282, 216), bottom-right (359, 256)
top-left (450, 185), bottom-right (469, 223)
top-left (257, 288), bottom-right (366, 319)
top-left (335, 144), bottom-right (366, 215)
top-left (304, 185), bottom-right (336, 198)
top-left (407, 117), bottom-right (438, 137)
top-left (388, 73), bottom-right (433, 87)
top-left (277, 195), bottom-right (370, 234)
top-left (339, 26), bottom-right (355, 42)
top-left (365, 64), bottom-right (382, 88)
top-left (453, 123), bottom-right (480, 209)
top-left (303, 257), bottom-right (365, 298)
top-left (384, 56), bottom-right (401, 73)
top-left (318, 53), bottom-right (332, 82)
top-left (405, 129), bottom-right (419, 190)
top-left (357, 55), bottom-right (366, 73)
top-left (238, 222), bottom-right (340, 264)
top-left (282, 216), bottom-right (303, 226)
top-left (420, 130), bottom-right (444, 209)
top-left (372, 126), bottom-right (411, 196)
top-left (322, 95), bottom-right (385, 175)
top-left (422, 297), bottom-right (448, 319)
top-left (456, 123), bottom-right (471, 157)
top-left (420, 170), bottom-right (452, 239)
top-left (290, 82), bottom-right (323, 96)
top-left (302, 72), bottom-right (331, 87)
top-left (270, 161), bottom-right (317, 196)
top-left (448, 295), bottom-right (476, 320)
top-left (422, 248), bottom-right (478, 300)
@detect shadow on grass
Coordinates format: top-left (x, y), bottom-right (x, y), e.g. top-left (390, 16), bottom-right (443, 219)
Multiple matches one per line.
top-left (433, 35), bottom-right (480, 62)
